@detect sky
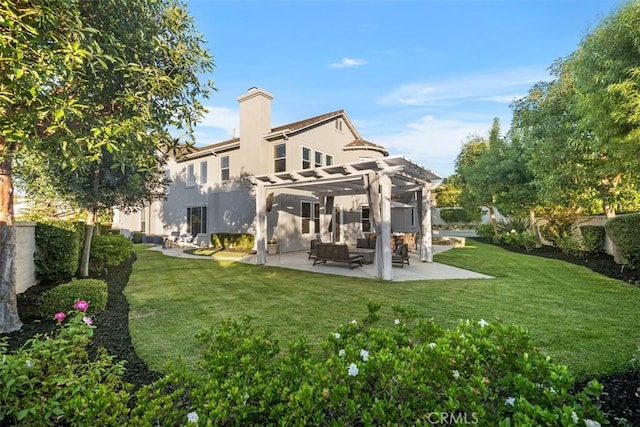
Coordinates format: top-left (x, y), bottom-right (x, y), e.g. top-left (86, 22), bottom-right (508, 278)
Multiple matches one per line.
top-left (186, 0), bottom-right (624, 178)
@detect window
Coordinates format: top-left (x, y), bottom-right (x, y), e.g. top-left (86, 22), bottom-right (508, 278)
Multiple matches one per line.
top-left (314, 151), bottom-right (323, 168)
top-left (140, 207), bottom-right (147, 233)
top-left (411, 208), bottom-right (416, 228)
top-left (274, 143), bottom-right (286, 172)
top-left (302, 147), bottom-right (311, 169)
top-left (220, 156), bottom-right (229, 182)
top-left (301, 201), bottom-right (319, 234)
top-left (335, 119), bottom-right (343, 131)
top-left (187, 206), bottom-right (207, 235)
top-left (325, 154), bottom-right (333, 166)
top-left (361, 206), bottom-right (371, 233)
top-left (200, 161), bottom-right (208, 185)
top-left (186, 164), bottom-right (195, 187)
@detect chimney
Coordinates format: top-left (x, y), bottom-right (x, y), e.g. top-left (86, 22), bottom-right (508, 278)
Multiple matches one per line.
top-left (237, 87), bottom-right (274, 138)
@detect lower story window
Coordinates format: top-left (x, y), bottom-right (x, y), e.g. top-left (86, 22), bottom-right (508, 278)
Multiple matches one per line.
top-left (301, 201), bottom-right (319, 234)
top-left (361, 206), bottom-right (371, 233)
top-left (187, 206), bottom-right (207, 235)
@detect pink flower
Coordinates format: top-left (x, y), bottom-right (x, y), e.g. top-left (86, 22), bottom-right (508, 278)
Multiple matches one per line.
top-left (74, 300), bottom-right (89, 312)
top-left (54, 312), bottom-right (66, 323)
top-left (82, 316), bottom-right (93, 326)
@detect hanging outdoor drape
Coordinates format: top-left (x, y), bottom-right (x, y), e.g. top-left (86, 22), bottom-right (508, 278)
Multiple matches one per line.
top-left (365, 172), bottom-right (393, 280)
top-left (320, 196), bottom-right (334, 243)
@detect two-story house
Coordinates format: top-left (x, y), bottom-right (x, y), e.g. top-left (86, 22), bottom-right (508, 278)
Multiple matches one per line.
top-left (114, 87), bottom-right (440, 257)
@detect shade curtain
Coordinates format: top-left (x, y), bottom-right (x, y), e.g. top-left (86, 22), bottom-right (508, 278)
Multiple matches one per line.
top-left (255, 183), bottom-right (267, 265)
top-left (321, 196), bottom-right (334, 243)
top-left (365, 172), bottom-right (393, 280)
top-left (417, 185), bottom-right (434, 262)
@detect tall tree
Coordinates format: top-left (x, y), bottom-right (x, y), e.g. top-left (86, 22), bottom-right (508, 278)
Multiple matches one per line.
top-left (1, 0), bottom-right (214, 331)
top-left (0, 0), bottom-right (95, 333)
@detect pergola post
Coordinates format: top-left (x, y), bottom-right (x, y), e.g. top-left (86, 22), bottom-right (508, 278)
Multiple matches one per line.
top-left (379, 174), bottom-right (393, 280)
top-left (418, 185), bottom-right (433, 262)
top-left (255, 183), bottom-right (267, 265)
top-left (320, 195), bottom-right (334, 243)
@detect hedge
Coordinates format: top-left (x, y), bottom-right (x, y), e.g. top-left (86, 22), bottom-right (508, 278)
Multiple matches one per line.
top-left (37, 278), bottom-right (108, 318)
top-left (89, 235), bottom-right (134, 275)
top-left (604, 213), bottom-right (640, 268)
top-left (34, 220), bottom-right (84, 284)
top-left (211, 233), bottom-right (254, 250)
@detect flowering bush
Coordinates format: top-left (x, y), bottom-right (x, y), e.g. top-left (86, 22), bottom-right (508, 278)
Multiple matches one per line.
top-left (0, 303), bottom-right (131, 426)
top-left (36, 278), bottom-right (107, 318)
top-left (131, 302), bottom-right (606, 426)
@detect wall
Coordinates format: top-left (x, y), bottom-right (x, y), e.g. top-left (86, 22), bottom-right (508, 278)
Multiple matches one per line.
top-left (15, 222), bottom-right (38, 294)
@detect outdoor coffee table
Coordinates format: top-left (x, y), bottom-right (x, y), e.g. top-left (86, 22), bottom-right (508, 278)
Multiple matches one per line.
top-left (349, 248), bottom-right (375, 264)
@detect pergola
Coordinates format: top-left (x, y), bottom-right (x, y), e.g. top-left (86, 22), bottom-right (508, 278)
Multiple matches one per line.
top-left (252, 156), bottom-right (441, 281)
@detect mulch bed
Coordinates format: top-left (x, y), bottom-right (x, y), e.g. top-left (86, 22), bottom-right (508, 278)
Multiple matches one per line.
top-left (2, 245), bottom-right (639, 425)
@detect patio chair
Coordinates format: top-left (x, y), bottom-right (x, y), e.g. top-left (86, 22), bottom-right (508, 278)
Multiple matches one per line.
top-left (307, 239), bottom-right (321, 260)
top-left (392, 243), bottom-right (410, 268)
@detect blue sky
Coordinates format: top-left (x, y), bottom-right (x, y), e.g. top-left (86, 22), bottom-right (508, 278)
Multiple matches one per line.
top-left (186, 0), bottom-right (623, 178)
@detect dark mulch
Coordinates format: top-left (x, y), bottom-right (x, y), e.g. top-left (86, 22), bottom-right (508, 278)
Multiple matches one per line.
top-left (2, 245), bottom-right (639, 425)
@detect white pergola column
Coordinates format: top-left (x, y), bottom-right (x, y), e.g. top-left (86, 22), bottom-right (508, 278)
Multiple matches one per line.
top-left (418, 185), bottom-right (434, 262)
top-left (320, 195), bottom-right (334, 243)
top-left (255, 183), bottom-right (267, 265)
top-left (379, 174), bottom-right (393, 280)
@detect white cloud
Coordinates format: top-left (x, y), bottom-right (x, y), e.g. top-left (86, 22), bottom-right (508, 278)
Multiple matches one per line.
top-left (330, 57), bottom-right (367, 68)
top-left (197, 105), bottom-right (239, 136)
top-left (369, 114), bottom-right (509, 178)
top-left (377, 67), bottom-right (551, 107)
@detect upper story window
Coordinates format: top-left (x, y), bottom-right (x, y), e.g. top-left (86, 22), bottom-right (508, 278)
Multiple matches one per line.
top-left (314, 151), bottom-right (323, 168)
top-left (200, 161), bottom-right (208, 185)
top-left (186, 164), bottom-right (195, 187)
top-left (274, 143), bottom-right (286, 172)
top-left (326, 154), bottom-right (333, 166)
top-left (220, 156), bottom-right (230, 182)
top-left (335, 119), bottom-right (343, 131)
top-left (302, 147), bottom-right (311, 169)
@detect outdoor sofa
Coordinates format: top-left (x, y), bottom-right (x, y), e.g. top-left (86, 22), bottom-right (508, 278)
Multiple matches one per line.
top-left (312, 243), bottom-right (364, 269)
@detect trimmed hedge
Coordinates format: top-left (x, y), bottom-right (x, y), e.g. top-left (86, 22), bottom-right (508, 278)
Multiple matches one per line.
top-left (90, 235), bottom-right (133, 274)
top-left (34, 221), bottom-right (84, 284)
top-left (211, 233), bottom-right (254, 250)
top-left (605, 213), bottom-right (640, 268)
top-left (37, 278), bottom-right (108, 318)
top-left (439, 207), bottom-right (481, 223)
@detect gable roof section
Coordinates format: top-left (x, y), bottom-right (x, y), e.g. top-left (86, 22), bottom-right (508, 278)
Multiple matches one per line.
top-left (265, 110), bottom-right (361, 141)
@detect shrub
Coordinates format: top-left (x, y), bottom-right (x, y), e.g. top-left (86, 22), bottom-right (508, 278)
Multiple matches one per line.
top-left (37, 279), bottom-right (107, 319)
top-left (497, 216), bottom-right (530, 234)
top-left (496, 231), bottom-right (537, 251)
top-left (130, 303), bottom-right (606, 426)
top-left (605, 213), bottom-right (640, 268)
top-left (211, 233), bottom-right (255, 250)
top-left (554, 233), bottom-right (587, 259)
top-left (439, 207), bottom-right (481, 224)
top-left (90, 234), bottom-right (133, 274)
top-left (0, 305), bottom-right (131, 426)
top-left (475, 223), bottom-right (495, 239)
top-left (34, 220), bottom-right (83, 283)
top-left (131, 231), bottom-right (144, 244)
top-left (579, 226), bottom-right (605, 254)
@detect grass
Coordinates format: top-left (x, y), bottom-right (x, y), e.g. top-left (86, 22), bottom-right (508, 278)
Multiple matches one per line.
top-left (125, 240), bottom-right (640, 379)
top-left (183, 247), bottom-right (251, 259)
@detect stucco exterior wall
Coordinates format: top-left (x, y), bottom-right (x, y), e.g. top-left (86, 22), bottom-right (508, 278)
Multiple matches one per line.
top-left (15, 222), bottom-right (38, 294)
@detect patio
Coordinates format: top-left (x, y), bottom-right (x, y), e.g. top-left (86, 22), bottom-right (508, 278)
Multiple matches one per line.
top-left (151, 244), bottom-right (492, 282)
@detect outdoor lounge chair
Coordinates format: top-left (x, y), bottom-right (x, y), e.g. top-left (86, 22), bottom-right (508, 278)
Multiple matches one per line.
top-left (392, 243), bottom-right (410, 268)
top-left (313, 243), bottom-right (363, 269)
top-left (307, 239), bottom-right (321, 260)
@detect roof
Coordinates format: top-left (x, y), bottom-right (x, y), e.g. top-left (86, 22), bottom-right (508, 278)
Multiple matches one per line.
top-left (343, 138), bottom-right (389, 156)
top-left (252, 156), bottom-right (441, 197)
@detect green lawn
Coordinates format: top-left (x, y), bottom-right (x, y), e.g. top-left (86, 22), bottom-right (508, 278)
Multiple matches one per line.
top-left (125, 240), bottom-right (640, 379)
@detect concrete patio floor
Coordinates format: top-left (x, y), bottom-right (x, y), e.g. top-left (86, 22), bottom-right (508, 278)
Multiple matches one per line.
top-left (149, 244), bottom-right (492, 282)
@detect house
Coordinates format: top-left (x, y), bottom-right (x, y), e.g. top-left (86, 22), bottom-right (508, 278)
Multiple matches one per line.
top-left (114, 87), bottom-right (441, 261)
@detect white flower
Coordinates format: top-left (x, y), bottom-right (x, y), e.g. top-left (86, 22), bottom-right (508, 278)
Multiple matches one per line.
top-left (243, 394), bottom-right (249, 405)
top-left (571, 411), bottom-right (579, 424)
top-left (394, 319), bottom-right (400, 325)
top-left (505, 396), bottom-right (516, 406)
top-left (347, 363), bottom-right (359, 377)
top-left (429, 342), bottom-right (436, 349)
top-left (360, 349), bottom-right (369, 361)
top-left (25, 360), bottom-right (33, 368)
top-left (478, 319), bottom-right (489, 327)
top-left (333, 332), bottom-right (341, 339)
top-left (350, 319), bottom-right (357, 325)
top-left (549, 386), bottom-right (557, 394)
top-left (584, 420), bottom-right (601, 427)
top-left (510, 229), bottom-right (516, 234)
top-left (187, 411), bottom-right (199, 424)
top-left (452, 370), bottom-right (460, 379)
top-left (338, 349), bottom-right (345, 357)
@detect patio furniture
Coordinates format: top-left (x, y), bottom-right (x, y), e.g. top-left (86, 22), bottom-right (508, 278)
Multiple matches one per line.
top-left (349, 248), bottom-right (375, 264)
top-left (392, 243), bottom-right (410, 268)
top-left (357, 236), bottom-right (377, 250)
top-left (313, 243), bottom-right (364, 269)
top-left (307, 239), bottom-right (321, 260)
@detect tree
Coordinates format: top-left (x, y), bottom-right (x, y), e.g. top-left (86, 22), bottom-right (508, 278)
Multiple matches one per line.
top-left (0, 0), bottom-right (95, 333)
top-left (433, 175), bottom-right (463, 208)
top-left (1, 0), bottom-right (214, 331)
